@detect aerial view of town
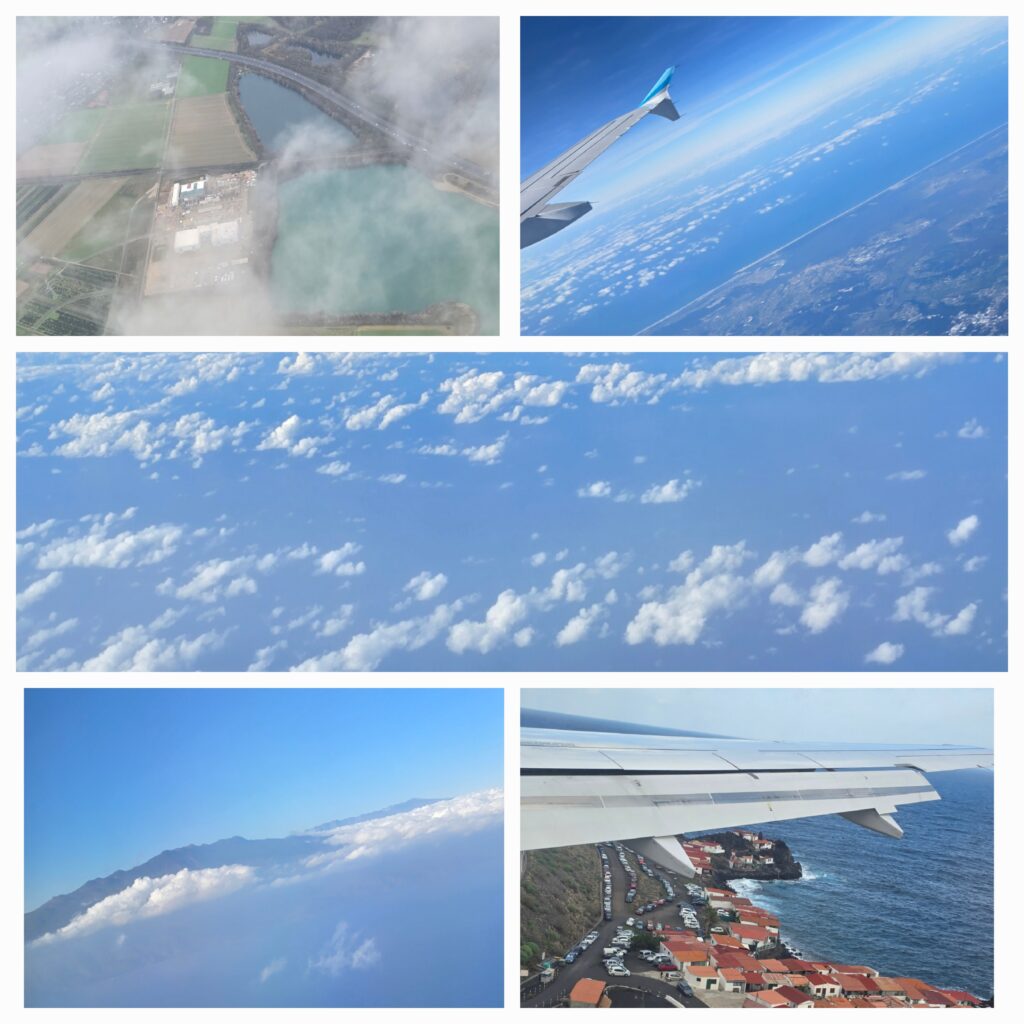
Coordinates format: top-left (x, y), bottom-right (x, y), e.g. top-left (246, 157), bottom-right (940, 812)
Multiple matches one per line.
top-left (521, 834), bottom-right (990, 1009)
top-left (16, 16), bottom-right (499, 335)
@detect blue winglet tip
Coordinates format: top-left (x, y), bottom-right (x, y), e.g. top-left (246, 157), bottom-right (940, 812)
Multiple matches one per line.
top-left (641, 66), bottom-right (675, 105)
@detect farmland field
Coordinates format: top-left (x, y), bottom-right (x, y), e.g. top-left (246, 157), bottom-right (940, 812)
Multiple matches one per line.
top-left (43, 107), bottom-right (106, 145)
top-left (196, 17), bottom-right (239, 51)
top-left (60, 187), bottom-right (144, 265)
top-left (166, 94), bottom-right (256, 168)
top-left (21, 179), bottom-right (127, 260)
top-left (177, 55), bottom-right (230, 97)
top-left (76, 103), bottom-right (170, 173)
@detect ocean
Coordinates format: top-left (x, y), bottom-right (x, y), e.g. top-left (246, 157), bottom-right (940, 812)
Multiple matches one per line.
top-left (724, 769), bottom-right (993, 998)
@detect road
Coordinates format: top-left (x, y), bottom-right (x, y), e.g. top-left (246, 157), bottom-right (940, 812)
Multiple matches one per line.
top-left (522, 845), bottom-right (706, 1008)
top-left (142, 41), bottom-right (494, 188)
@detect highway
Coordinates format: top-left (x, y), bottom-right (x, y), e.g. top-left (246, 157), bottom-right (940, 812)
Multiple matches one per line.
top-left (521, 844), bottom-right (706, 1008)
top-left (143, 41), bottom-right (494, 188)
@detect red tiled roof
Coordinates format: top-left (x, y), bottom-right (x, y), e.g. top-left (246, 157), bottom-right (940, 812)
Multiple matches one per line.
top-left (774, 985), bottom-right (813, 1005)
top-left (569, 978), bottom-right (606, 1006)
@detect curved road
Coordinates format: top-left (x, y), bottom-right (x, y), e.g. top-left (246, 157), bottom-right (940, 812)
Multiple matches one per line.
top-left (522, 845), bottom-right (706, 1008)
top-left (143, 41), bottom-right (493, 187)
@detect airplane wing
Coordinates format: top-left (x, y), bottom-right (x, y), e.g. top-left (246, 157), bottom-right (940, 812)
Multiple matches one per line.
top-left (521, 722), bottom-right (993, 876)
top-left (520, 67), bottom-right (680, 248)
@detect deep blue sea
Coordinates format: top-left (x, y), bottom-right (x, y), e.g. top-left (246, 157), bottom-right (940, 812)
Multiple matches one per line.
top-left (722, 769), bottom-right (992, 997)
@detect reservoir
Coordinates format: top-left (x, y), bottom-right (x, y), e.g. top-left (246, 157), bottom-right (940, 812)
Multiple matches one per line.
top-left (237, 73), bottom-right (355, 152)
top-left (271, 166), bottom-right (499, 333)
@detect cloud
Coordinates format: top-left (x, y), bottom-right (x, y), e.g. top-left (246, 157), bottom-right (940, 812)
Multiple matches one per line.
top-left (309, 923), bottom-right (380, 976)
top-left (316, 544), bottom-right (366, 577)
top-left (256, 415), bottom-right (320, 457)
top-left (625, 543), bottom-right (751, 646)
top-left (77, 617), bottom-right (226, 671)
top-left (316, 460), bottom-right (351, 477)
top-left (576, 363), bottom-right (668, 404)
top-left (837, 536), bottom-right (907, 574)
top-left (447, 590), bottom-right (530, 654)
top-left (555, 603), bottom-right (605, 647)
top-left (259, 957), bottom-right (287, 983)
top-left (963, 555), bottom-right (987, 573)
top-left (893, 587), bottom-right (977, 637)
top-left (799, 578), bottom-right (849, 633)
top-left (947, 515), bottom-right (979, 546)
top-left (403, 571), bottom-right (447, 601)
top-left (957, 418), bottom-right (987, 439)
top-left (640, 478), bottom-right (699, 504)
top-left (803, 532), bottom-right (843, 567)
top-left (172, 557), bottom-right (263, 603)
top-left (37, 517), bottom-right (182, 570)
top-left (309, 789), bottom-right (503, 865)
top-left (865, 641), bottom-right (904, 665)
top-left (32, 865), bottom-right (256, 945)
top-left (887, 469), bottom-right (926, 481)
top-left (16, 570), bottom-right (62, 611)
top-left (418, 435), bottom-right (508, 465)
top-left (437, 369), bottom-right (569, 423)
top-left (852, 511), bottom-right (886, 524)
top-left (769, 582), bottom-right (801, 607)
top-left (294, 602), bottom-right (464, 671)
top-left (676, 352), bottom-right (955, 389)
top-left (577, 481), bottom-right (612, 499)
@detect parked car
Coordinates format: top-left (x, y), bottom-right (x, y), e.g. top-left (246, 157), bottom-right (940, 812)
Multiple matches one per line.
top-left (657, 963), bottom-right (676, 973)
top-left (605, 964), bottom-right (630, 977)
top-left (677, 981), bottom-right (694, 997)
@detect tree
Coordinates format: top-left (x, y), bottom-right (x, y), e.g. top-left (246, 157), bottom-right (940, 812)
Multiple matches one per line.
top-left (630, 930), bottom-right (662, 953)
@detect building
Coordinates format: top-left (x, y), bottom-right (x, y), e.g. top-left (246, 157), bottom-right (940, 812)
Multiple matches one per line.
top-left (773, 985), bottom-right (815, 1007)
top-left (568, 978), bottom-right (610, 1008)
top-left (211, 220), bottom-right (240, 247)
top-left (805, 973), bottom-right (843, 999)
top-left (173, 228), bottom-right (201, 254)
top-left (717, 967), bottom-right (748, 993)
top-left (179, 178), bottom-right (206, 205)
top-left (727, 923), bottom-right (773, 951)
top-left (684, 965), bottom-right (721, 992)
top-left (743, 989), bottom-right (792, 1008)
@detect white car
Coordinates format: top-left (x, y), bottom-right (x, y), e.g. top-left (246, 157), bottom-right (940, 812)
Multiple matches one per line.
top-left (605, 964), bottom-right (630, 977)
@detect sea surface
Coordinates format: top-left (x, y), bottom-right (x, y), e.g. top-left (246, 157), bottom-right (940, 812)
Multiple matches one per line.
top-left (721, 769), bottom-right (992, 997)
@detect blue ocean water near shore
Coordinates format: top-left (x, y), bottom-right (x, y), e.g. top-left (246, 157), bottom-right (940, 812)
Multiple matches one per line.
top-left (723, 769), bottom-right (992, 997)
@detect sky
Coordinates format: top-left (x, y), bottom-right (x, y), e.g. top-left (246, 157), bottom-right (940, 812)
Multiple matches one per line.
top-left (25, 688), bottom-right (503, 910)
top-left (16, 352), bottom-right (1007, 672)
top-left (521, 15), bottom-right (1006, 203)
top-left (522, 688), bottom-right (993, 748)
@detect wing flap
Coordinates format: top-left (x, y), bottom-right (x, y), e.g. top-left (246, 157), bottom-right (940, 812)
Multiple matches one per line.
top-left (521, 767), bottom-right (939, 852)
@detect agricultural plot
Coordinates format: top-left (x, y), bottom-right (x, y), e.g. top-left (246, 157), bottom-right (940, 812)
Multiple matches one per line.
top-left (196, 17), bottom-right (239, 51)
top-left (59, 183), bottom-right (148, 267)
top-left (166, 94), bottom-right (256, 168)
top-left (43, 107), bottom-right (106, 145)
top-left (17, 263), bottom-right (117, 336)
top-left (177, 56), bottom-right (229, 98)
top-left (76, 103), bottom-right (170, 173)
top-left (20, 178), bottom-right (127, 260)
top-left (17, 186), bottom-right (62, 232)
top-left (16, 143), bottom-right (87, 178)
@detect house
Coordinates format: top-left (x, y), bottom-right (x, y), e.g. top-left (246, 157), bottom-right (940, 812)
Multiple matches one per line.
top-left (872, 977), bottom-right (905, 998)
top-left (759, 973), bottom-right (790, 990)
top-left (939, 990), bottom-right (982, 1007)
top-left (684, 965), bottom-right (721, 992)
top-left (727, 923), bottom-right (773, 951)
top-left (718, 967), bottom-right (748, 993)
top-left (743, 989), bottom-right (792, 1008)
top-left (805, 973), bottom-right (843, 999)
top-left (742, 971), bottom-right (770, 991)
top-left (568, 979), bottom-right (610, 1008)
top-left (832, 963), bottom-right (879, 978)
top-left (664, 943), bottom-right (711, 970)
top-left (753, 838), bottom-right (774, 851)
top-left (731, 853), bottom-right (755, 868)
top-left (773, 985), bottom-right (816, 1007)
top-left (758, 959), bottom-right (790, 975)
top-left (918, 989), bottom-right (958, 1008)
top-left (779, 958), bottom-right (814, 974)
top-left (711, 951), bottom-right (762, 973)
top-left (710, 933), bottom-right (745, 951)
top-left (832, 973), bottom-right (879, 997)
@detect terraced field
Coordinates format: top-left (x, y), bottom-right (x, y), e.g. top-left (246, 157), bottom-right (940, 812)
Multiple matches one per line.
top-left (166, 94), bottom-right (256, 168)
top-left (177, 55), bottom-right (230, 97)
top-left (77, 102), bottom-right (171, 173)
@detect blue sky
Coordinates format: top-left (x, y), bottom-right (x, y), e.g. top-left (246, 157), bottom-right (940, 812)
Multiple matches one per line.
top-left (521, 16), bottom-right (1006, 197)
top-left (25, 688), bottom-right (503, 909)
top-left (523, 688), bottom-right (993, 748)
top-left (16, 352), bottom-right (1007, 672)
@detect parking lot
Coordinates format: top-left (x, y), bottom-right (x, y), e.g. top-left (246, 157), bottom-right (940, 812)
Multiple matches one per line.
top-left (521, 842), bottom-right (707, 1008)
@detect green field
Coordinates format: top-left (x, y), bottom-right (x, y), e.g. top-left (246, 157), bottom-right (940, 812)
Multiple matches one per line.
top-left (76, 102), bottom-right (170, 173)
top-left (177, 55), bottom-right (229, 97)
top-left (60, 192), bottom-right (137, 264)
top-left (43, 108), bottom-right (106, 145)
top-left (197, 17), bottom-right (239, 51)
